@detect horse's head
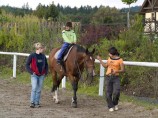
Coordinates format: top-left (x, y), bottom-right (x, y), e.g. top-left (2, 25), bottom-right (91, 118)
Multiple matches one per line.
top-left (84, 48), bottom-right (95, 83)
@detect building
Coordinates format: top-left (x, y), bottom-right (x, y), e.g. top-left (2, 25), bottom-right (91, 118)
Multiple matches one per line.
top-left (140, 0), bottom-right (158, 33)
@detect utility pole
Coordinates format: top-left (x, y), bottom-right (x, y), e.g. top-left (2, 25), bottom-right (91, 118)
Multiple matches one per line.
top-left (127, 4), bottom-right (130, 28)
top-left (127, 12), bottom-right (130, 28)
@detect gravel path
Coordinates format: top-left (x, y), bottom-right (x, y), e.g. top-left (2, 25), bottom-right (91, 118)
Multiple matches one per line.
top-left (0, 78), bottom-right (158, 118)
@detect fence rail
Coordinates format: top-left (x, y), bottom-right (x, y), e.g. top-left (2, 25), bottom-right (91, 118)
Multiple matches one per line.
top-left (1, 51), bottom-right (158, 96)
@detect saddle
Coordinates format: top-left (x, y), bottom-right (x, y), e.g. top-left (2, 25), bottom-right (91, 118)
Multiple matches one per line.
top-left (54, 44), bottom-right (74, 72)
top-left (54, 44), bottom-right (74, 61)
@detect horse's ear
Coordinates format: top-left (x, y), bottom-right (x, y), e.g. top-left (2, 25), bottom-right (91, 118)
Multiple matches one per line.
top-left (91, 48), bottom-right (95, 54)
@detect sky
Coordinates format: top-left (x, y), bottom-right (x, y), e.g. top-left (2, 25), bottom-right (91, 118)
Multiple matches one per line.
top-left (0, 0), bottom-right (144, 10)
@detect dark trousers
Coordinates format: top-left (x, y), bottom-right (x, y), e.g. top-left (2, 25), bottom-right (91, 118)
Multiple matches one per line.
top-left (105, 75), bottom-right (120, 108)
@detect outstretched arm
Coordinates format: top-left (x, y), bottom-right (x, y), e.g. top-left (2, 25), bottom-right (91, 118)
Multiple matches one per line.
top-left (97, 56), bottom-right (108, 68)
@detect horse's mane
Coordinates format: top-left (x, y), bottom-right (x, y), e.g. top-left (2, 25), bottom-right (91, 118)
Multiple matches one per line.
top-left (74, 44), bottom-right (86, 53)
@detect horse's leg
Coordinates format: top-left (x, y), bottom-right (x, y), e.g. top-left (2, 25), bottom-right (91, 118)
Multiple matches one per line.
top-left (53, 88), bottom-right (59, 104)
top-left (51, 69), bottom-right (60, 104)
top-left (72, 81), bottom-right (78, 108)
top-left (51, 69), bottom-right (58, 92)
top-left (52, 70), bottom-right (65, 104)
top-left (69, 75), bottom-right (78, 108)
top-left (54, 73), bottom-right (64, 104)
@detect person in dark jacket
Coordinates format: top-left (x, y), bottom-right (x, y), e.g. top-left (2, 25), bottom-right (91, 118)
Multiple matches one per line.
top-left (26, 42), bottom-right (48, 108)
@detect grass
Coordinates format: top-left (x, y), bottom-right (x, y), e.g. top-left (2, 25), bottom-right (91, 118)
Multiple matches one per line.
top-left (120, 93), bottom-right (158, 110)
top-left (1, 67), bottom-right (158, 109)
top-left (0, 67), bottom-right (13, 79)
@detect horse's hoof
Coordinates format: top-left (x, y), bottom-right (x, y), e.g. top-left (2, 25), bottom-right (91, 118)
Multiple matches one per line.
top-left (53, 96), bottom-right (56, 101)
top-left (71, 102), bottom-right (77, 108)
top-left (55, 100), bottom-right (60, 104)
top-left (53, 97), bottom-right (59, 104)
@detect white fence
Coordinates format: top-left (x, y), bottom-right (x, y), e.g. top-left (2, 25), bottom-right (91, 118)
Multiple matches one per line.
top-left (1, 51), bottom-right (158, 96)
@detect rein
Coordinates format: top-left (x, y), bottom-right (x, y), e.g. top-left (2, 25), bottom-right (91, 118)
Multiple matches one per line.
top-left (75, 58), bottom-right (90, 80)
top-left (82, 58), bottom-right (94, 72)
top-left (76, 60), bottom-right (83, 80)
top-left (84, 60), bottom-right (94, 68)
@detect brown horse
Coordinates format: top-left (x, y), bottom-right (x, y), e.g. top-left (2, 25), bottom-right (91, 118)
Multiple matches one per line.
top-left (49, 44), bottom-right (95, 108)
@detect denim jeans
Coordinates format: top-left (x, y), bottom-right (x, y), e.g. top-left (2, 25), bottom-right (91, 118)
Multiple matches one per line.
top-left (57, 42), bottom-right (70, 61)
top-left (30, 74), bottom-right (45, 105)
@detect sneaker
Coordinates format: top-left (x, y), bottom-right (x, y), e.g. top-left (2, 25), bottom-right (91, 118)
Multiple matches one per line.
top-left (35, 104), bottom-right (41, 108)
top-left (30, 103), bottom-right (35, 108)
top-left (109, 108), bottom-right (114, 112)
top-left (114, 105), bottom-right (118, 111)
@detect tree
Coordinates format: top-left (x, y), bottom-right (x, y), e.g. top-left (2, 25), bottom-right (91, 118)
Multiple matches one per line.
top-left (34, 3), bottom-right (47, 19)
top-left (122, 0), bottom-right (137, 12)
top-left (34, 3), bottom-right (59, 20)
top-left (121, 0), bottom-right (138, 28)
top-left (92, 6), bottom-right (120, 24)
top-left (45, 3), bottom-right (59, 20)
top-left (22, 2), bottom-right (30, 10)
top-left (0, 8), bottom-right (2, 14)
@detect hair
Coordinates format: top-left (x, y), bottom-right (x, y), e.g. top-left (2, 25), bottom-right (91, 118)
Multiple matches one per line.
top-left (108, 47), bottom-right (119, 56)
top-left (66, 22), bottom-right (72, 27)
top-left (34, 42), bottom-right (44, 50)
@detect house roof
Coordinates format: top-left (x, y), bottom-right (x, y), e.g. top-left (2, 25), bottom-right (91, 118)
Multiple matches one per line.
top-left (140, 0), bottom-right (158, 14)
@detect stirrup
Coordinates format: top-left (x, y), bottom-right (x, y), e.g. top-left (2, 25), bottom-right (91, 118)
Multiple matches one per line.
top-left (57, 60), bottom-right (62, 65)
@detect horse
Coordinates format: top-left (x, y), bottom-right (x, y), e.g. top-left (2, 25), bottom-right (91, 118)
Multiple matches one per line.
top-left (49, 44), bottom-right (95, 108)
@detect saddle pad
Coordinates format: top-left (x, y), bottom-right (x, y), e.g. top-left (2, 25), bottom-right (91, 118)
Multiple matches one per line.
top-left (54, 46), bottom-right (74, 61)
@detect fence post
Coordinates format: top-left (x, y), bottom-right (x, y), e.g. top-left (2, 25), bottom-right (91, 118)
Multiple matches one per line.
top-left (13, 55), bottom-right (17, 78)
top-left (99, 64), bottom-right (105, 96)
top-left (62, 76), bottom-right (66, 88)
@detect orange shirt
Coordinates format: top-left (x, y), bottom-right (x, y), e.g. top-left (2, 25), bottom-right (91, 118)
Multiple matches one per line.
top-left (106, 57), bottom-right (123, 76)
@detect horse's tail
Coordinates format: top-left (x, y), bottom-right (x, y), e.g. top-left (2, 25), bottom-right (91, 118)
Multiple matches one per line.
top-left (49, 48), bottom-right (61, 92)
top-left (49, 48), bottom-right (59, 69)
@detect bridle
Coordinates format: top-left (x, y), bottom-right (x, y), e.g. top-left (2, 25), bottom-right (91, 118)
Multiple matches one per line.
top-left (75, 53), bottom-right (95, 80)
top-left (84, 56), bottom-right (95, 69)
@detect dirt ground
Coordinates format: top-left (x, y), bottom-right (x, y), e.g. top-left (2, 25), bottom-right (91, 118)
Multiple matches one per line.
top-left (0, 78), bottom-right (158, 118)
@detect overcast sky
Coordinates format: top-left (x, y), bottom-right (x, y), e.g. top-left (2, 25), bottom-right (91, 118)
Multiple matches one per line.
top-left (0, 0), bottom-right (144, 10)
